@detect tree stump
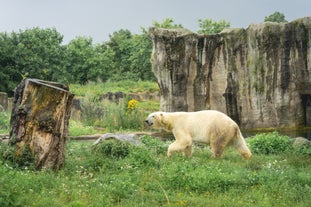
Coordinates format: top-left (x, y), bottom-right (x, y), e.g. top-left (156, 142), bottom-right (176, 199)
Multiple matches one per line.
top-left (9, 79), bottom-right (74, 170)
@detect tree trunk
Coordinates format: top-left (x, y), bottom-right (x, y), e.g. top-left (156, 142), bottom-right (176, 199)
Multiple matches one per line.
top-left (9, 79), bottom-right (74, 171)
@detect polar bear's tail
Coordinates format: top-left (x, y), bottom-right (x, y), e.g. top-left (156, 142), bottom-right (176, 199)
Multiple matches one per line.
top-left (234, 128), bottom-right (252, 159)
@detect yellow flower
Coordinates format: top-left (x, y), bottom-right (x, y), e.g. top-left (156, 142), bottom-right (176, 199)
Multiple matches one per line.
top-left (127, 99), bottom-right (139, 110)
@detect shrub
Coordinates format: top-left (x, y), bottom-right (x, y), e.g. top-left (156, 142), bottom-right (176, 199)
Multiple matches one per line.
top-left (141, 135), bottom-right (167, 155)
top-left (99, 98), bottom-right (147, 131)
top-left (248, 131), bottom-right (294, 154)
top-left (78, 94), bottom-right (148, 132)
top-left (0, 143), bottom-right (36, 170)
top-left (294, 144), bottom-right (311, 156)
top-left (93, 140), bottom-right (131, 159)
top-left (128, 146), bottom-right (157, 168)
top-left (80, 93), bottom-right (106, 126)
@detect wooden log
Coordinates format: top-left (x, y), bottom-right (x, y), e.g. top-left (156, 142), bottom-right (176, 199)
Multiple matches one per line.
top-left (9, 79), bottom-right (74, 170)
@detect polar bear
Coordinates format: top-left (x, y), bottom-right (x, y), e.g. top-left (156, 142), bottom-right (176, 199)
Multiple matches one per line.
top-left (145, 110), bottom-right (251, 159)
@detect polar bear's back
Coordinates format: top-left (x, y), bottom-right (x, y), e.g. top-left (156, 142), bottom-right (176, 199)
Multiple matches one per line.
top-left (167, 110), bottom-right (239, 143)
top-left (168, 110), bottom-right (236, 126)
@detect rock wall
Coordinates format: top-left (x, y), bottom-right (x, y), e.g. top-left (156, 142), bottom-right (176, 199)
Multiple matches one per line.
top-left (149, 17), bottom-right (311, 129)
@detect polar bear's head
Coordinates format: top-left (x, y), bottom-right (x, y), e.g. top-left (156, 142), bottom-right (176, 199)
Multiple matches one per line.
top-left (145, 112), bottom-right (168, 129)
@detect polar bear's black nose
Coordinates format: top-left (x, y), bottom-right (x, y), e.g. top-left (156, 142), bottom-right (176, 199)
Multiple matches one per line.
top-left (145, 120), bottom-right (153, 126)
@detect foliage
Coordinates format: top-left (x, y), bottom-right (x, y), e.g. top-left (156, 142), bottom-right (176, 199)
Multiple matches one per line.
top-left (64, 37), bottom-right (113, 84)
top-left (70, 80), bottom-right (159, 97)
top-left (101, 98), bottom-right (147, 131)
top-left (107, 29), bottom-right (155, 81)
top-left (152, 18), bottom-right (184, 29)
top-left (127, 99), bottom-right (139, 110)
top-left (68, 80), bottom-right (159, 135)
top-left (68, 120), bottom-right (98, 136)
top-left (0, 27), bottom-right (155, 95)
top-left (79, 93), bottom-right (106, 126)
top-left (93, 140), bottom-right (131, 159)
top-left (264, 11), bottom-right (288, 23)
top-left (127, 32), bottom-right (155, 81)
top-left (248, 131), bottom-right (294, 154)
top-left (0, 28), bottom-right (65, 96)
top-left (197, 18), bottom-right (231, 34)
top-left (77, 94), bottom-right (148, 132)
top-left (0, 111), bottom-right (10, 134)
top-left (294, 143), bottom-right (311, 156)
top-left (0, 142), bottom-right (36, 170)
top-left (0, 137), bottom-right (310, 206)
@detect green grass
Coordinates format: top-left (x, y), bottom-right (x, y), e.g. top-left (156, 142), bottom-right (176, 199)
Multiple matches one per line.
top-left (69, 81), bottom-right (160, 135)
top-left (1, 135), bottom-right (310, 207)
top-left (68, 120), bottom-right (100, 136)
top-left (0, 111), bottom-right (10, 134)
top-left (70, 80), bottom-right (159, 97)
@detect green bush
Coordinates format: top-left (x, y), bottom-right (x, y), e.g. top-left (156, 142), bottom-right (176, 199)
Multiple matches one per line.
top-left (294, 144), bottom-right (311, 156)
top-left (97, 98), bottom-right (147, 132)
top-left (248, 131), bottom-right (294, 154)
top-left (0, 142), bottom-right (36, 170)
top-left (128, 145), bottom-right (158, 168)
top-left (78, 93), bottom-right (148, 132)
top-left (93, 140), bottom-right (131, 159)
top-left (141, 135), bottom-right (167, 155)
top-left (80, 93), bottom-right (106, 126)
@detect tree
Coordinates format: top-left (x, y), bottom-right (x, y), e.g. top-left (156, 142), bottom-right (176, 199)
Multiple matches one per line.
top-left (65, 37), bottom-right (112, 84)
top-left (264, 12), bottom-right (288, 23)
top-left (106, 29), bottom-right (134, 80)
top-left (0, 32), bottom-right (19, 96)
top-left (0, 26), bottom-right (155, 92)
top-left (0, 28), bottom-right (65, 96)
top-left (152, 18), bottom-right (183, 29)
top-left (14, 27), bottom-right (65, 81)
top-left (128, 32), bottom-right (155, 81)
top-left (197, 19), bottom-right (230, 34)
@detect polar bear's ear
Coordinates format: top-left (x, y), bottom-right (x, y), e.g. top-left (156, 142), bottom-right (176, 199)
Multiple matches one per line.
top-left (159, 113), bottom-right (168, 125)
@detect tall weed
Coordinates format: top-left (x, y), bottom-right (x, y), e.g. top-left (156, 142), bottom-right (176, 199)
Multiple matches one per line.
top-left (78, 92), bottom-right (148, 132)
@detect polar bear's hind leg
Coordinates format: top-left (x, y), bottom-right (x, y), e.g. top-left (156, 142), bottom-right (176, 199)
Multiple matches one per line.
top-left (233, 129), bottom-right (252, 159)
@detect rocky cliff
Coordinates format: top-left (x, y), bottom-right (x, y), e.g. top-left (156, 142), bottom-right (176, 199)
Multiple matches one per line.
top-left (149, 17), bottom-right (311, 129)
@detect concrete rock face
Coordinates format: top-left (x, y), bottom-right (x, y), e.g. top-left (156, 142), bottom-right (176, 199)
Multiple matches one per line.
top-left (149, 17), bottom-right (311, 129)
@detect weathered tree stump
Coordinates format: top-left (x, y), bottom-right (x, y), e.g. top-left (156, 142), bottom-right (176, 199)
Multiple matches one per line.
top-left (9, 79), bottom-right (74, 170)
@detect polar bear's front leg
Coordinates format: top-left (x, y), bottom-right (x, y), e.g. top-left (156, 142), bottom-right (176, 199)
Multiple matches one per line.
top-left (167, 132), bottom-right (192, 157)
top-left (183, 145), bottom-right (193, 157)
top-left (168, 141), bottom-right (192, 157)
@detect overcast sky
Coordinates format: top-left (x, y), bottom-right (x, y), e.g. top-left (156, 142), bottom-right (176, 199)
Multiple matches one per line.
top-left (0, 0), bottom-right (310, 44)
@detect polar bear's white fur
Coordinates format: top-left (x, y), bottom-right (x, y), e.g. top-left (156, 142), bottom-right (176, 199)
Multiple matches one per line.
top-left (145, 110), bottom-right (251, 159)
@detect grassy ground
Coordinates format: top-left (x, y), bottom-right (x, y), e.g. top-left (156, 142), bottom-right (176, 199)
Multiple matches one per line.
top-left (1, 135), bottom-right (310, 207)
top-left (70, 80), bottom-right (159, 97)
